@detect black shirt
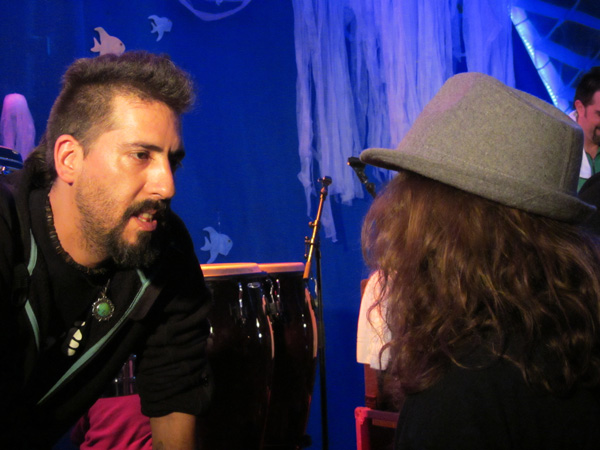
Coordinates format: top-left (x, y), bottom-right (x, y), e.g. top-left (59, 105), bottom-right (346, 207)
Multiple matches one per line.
top-left (395, 359), bottom-right (600, 449)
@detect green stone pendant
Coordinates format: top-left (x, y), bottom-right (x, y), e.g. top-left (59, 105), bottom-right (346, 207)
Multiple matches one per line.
top-left (92, 293), bottom-right (115, 322)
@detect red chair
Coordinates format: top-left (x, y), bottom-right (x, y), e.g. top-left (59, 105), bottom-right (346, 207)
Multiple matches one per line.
top-left (355, 279), bottom-right (400, 450)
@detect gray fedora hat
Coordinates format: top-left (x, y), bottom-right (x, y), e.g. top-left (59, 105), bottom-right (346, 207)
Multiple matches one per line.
top-left (360, 72), bottom-right (594, 223)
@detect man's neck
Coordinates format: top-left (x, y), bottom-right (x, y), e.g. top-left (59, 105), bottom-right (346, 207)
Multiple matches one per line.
top-left (48, 184), bottom-right (106, 269)
top-left (585, 141), bottom-right (599, 160)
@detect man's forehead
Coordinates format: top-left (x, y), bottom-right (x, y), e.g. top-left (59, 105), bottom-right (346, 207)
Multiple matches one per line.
top-left (589, 91), bottom-right (600, 107)
top-left (82, 95), bottom-right (182, 154)
top-left (105, 94), bottom-right (180, 133)
top-left (110, 93), bottom-right (177, 116)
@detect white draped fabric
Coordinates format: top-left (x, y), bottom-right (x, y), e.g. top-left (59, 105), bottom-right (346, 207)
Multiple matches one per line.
top-left (292, 0), bottom-right (514, 239)
top-left (463, 0), bottom-right (514, 87)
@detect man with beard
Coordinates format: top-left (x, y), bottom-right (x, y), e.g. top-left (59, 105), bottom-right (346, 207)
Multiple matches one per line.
top-left (573, 66), bottom-right (600, 190)
top-left (0, 51), bottom-right (212, 449)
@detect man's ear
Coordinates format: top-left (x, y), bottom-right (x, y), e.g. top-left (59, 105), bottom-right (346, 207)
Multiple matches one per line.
top-left (54, 135), bottom-right (83, 184)
top-left (574, 99), bottom-right (585, 120)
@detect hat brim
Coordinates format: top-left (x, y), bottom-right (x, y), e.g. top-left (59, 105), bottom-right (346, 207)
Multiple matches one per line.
top-left (361, 147), bottom-right (595, 223)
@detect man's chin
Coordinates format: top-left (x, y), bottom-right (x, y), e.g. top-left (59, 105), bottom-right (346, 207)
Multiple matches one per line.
top-left (109, 230), bottom-right (162, 269)
top-left (121, 230), bottom-right (150, 249)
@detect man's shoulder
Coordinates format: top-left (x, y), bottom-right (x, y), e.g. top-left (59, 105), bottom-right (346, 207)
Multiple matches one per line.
top-left (0, 169), bottom-right (33, 215)
top-left (0, 172), bottom-right (21, 225)
top-left (0, 170), bottom-right (18, 196)
top-left (142, 211), bottom-right (199, 281)
top-left (164, 211), bottom-right (195, 254)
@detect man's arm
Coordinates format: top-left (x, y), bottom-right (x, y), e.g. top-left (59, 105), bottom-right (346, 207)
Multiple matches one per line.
top-left (150, 412), bottom-right (197, 450)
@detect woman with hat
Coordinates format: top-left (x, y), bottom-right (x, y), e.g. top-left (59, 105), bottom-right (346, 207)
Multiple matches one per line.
top-left (360, 72), bottom-right (600, 449)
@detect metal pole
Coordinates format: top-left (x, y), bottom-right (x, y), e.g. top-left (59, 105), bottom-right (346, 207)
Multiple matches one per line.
top-left (303, 176), bottom-right (331, 450)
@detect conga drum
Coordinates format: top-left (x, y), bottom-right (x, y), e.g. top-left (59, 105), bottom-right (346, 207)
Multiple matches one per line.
top-left (259, 262), bottom-right (318, 449)
top-left (198, 263), bottom-right (274, 450)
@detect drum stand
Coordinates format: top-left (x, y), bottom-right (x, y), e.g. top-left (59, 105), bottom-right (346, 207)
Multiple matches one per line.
top-left (303, 176), bottom-right (332, 450)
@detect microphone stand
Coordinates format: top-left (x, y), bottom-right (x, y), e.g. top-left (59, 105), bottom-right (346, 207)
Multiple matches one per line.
top-left (304, 176), bottom-right (331, 450)
top-left (347, 157), bottom-right (376, 199)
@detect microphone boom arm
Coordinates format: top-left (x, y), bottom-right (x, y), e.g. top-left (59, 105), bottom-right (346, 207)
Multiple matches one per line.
top-left (347, 157), bottom-right (376, 198)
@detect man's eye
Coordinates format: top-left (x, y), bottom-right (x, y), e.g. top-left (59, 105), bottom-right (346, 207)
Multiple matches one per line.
top-left (134, 152), bottom-right (150, 160)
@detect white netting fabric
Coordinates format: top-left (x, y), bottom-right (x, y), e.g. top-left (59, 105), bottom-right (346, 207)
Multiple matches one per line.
top-left (292, 0), bottom-right (514, 240)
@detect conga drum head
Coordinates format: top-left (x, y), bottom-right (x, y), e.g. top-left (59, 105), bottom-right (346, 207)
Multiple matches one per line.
top-left (258, 262), bottom-right (305, 273)
top-left (201, 262), bottom-right (263, 277)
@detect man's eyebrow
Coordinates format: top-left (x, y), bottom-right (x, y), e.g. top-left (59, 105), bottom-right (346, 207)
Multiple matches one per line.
top-left (127, 142), bottom-right (185, 157)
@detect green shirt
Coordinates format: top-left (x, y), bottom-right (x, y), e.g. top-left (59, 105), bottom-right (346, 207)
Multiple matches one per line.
top-left (578, 150), bottom-right (600, 191)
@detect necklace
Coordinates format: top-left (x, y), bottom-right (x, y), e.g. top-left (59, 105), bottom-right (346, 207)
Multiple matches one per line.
top-left (91, 280), bottom-right (115, 322)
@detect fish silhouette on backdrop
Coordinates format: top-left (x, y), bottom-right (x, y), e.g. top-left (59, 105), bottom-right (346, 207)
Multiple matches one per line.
top-left (201, 227), bottom-right (233, 264)
top-left (148, 15), bottom-right (173, 42)
top-left (91, 27), bottom-right (125, 56)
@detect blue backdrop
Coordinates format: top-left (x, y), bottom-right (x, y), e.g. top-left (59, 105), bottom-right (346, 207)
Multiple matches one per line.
top-left (0, 1), bottom-right (551, 449)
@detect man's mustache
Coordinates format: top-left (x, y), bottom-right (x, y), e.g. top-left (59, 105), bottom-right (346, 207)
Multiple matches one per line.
top-left (124, 199), bottom-right (170, 223)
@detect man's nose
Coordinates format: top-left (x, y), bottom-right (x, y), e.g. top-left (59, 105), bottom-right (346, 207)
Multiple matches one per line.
top-left (148, 158), bottom-right (176, 200)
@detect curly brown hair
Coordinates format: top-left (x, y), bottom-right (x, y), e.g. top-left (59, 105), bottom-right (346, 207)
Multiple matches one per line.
top-left (362, 171), bottom-right (600, 400)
